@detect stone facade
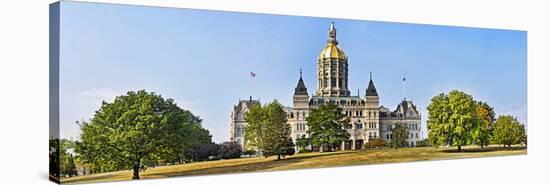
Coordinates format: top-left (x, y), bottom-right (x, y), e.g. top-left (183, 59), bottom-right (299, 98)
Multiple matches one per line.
top-left (230, 22), bottom-right (422, 150)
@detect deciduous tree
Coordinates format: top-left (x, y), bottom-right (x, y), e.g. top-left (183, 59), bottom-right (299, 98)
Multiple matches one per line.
top-left (472, 101), bottom-right (495, 148)
top-left (492, 115), bottom-right (525, 149)
top-left (306, 103), bottom-right (350, 152)
top-left (245, 100), bottom-right (294, 159)
top-left (76, 90), bottom-right (210, 179)
top-left (427, 90), bottom-right (476, 152)
top-left (390, 123), bottom-right (408, 149)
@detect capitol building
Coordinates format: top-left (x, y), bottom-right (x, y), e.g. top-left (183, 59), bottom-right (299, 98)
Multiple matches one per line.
top-left (231, 22), bottom-right (422, 151)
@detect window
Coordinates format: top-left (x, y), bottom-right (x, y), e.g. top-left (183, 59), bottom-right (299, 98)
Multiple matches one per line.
top-left (345, 124), bottom-right (352, 129)
top-left (355, 123), bottom-right (363, 129)
top-left (237, 126), bottom-right (241, 135)
top-left (386, 134), bottom-right (390, 140)
top-left (290, 112), bottom-right (294, 118)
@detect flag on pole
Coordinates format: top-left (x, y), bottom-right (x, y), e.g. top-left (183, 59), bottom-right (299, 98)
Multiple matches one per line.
top-left (250, 72), bottom-right (256, 77)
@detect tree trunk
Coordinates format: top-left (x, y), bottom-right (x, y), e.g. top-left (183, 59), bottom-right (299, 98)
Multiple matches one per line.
top-left (458, 145), bottom-right (462, 152)
top-left (132, 159), bottom-right (141, 180)
top-left (277, 155), bottom-right (281, 160)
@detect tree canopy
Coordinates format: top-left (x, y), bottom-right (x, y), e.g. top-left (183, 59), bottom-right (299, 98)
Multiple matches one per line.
top-left (427, 90), bottom-right (477, 151)
top-left (471, 101), bottom-right (495, 148)
top-left (244, 100), bottom-right (295, 159)
top-left (492, 115), bottom-right (525, 148)
top-left (390, 123), bottom-right (408, 149)
top-left (306, 103), bottom-right (350, 152)
top-left (76, 90), bottom-right (211, 179)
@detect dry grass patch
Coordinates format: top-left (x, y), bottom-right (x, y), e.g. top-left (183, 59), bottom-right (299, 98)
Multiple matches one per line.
top-left (62, 146), bottom-right (526, 184)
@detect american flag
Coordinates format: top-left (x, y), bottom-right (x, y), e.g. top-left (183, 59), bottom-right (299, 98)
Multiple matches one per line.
top-left (250, 72), bottom-right (256, 77)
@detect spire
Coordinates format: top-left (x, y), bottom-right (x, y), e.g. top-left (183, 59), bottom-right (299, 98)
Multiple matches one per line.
top-left (366, 72), bottom-right (378, 96)
top-left (294, 69), bottom-right (308, 95)
top-left (327, 21), bottom-right (338, 45)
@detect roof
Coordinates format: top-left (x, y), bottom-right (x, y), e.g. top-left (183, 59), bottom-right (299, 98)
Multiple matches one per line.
top-left (378, 100), bottom-right (421, 119)
top-left (395, 100), bottom-right (420, 118)
top-left (365, 79), bottom-right (378, 96)
top-left (319, 43), bottom-right (347, 60)
top-left (318, 22), bottom-right (347, 60)
top-left (233, 98), bottom-right (260, 115)
top-left (294, 75), bottom-right (308, 95)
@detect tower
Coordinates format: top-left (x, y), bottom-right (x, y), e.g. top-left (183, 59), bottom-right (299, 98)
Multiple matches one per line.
top-left (365, 72), bottom-right (380, 140)
top-left (316, 22), bottom-right (350, 97)
top-left (293, 69), bottom-right (310, 109)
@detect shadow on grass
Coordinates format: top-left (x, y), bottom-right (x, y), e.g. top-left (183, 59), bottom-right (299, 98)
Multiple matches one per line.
top-left (440, 146), bottom-right (527, 153)
top-left (144, 151), bottom-right (351, 178)
top-left (61, 171), bottom-right (129, 184)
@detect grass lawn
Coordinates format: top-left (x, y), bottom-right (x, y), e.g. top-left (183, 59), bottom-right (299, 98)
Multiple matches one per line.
top-left (61, 145), bottom-right (526, 184)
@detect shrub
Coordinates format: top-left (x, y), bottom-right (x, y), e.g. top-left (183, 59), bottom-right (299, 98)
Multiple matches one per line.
top-left (416, 138), bottom-right (432, 147)
top-left (218, 142), bottom-right (242, 159)
top-left (366, 138), bottom-right (387, 148)
top-left (243, 150), bottom-right (256, 156)
top-left (185, 143), bottom-right (220, 162)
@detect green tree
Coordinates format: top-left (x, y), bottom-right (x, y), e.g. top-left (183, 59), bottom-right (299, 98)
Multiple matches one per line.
top-left (472, 101), bottom-right (495, 148)
top-left (306, 103), bottom-right (350, 152)
top-left (427, 90), bottom-right (477, 152)
top-left (49, 138), bottom-right (60, 179)
top-left (390, 123), bottom-right (408, 149)
top-left (64, 154), bottom-right (77, 177)
top-left (159, 112), bottom-right (212, 164)
top-left (59, 139), bottom-right (77, 177)
top-left (295, 135), bottom-right (311, 151)
top-left (492, 115), bottom-right (525, 149)
top-left (76, 90), bottom-right (209, 179)
top-left (520, 125), bottom-right (527, 146)
top-left (245, 100), bottom-right (294, 159)
top-left (278, 137), bottom-right (295, 159)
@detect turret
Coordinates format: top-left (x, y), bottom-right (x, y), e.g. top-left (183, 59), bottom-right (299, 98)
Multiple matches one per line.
top-left (365, 72), bottom-right (379, 109)
top-left (293, 69), bottom-right (310, 109)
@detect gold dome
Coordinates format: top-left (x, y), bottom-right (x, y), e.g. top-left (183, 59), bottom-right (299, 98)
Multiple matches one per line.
top-left (319, 43), bottom-right (347, 59)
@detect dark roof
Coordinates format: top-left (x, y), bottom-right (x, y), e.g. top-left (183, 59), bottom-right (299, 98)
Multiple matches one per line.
top-left (395, 100), bottom-right (419, 118)
top-left (365, 79), bottom-right (378, 96)
top-left (234, 98), bottom-right (260, 114)
top-left (294, 75), bottom-right (308, 95)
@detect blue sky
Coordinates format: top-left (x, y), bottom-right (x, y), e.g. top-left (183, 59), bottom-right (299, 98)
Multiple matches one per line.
top-left (59, 2), bottom-right (527, 142)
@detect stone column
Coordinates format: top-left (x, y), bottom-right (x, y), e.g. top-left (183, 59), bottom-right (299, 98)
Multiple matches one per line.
top-left (351, 139), bottom-right (356, 150)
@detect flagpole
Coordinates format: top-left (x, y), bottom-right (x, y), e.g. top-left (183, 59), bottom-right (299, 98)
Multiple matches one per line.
top-left (250, 72), bottom-right (252, 101)
top-left (402, 73), bottom-right (406, 101)
top-left (249, 72), bottom-right (255, 101)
